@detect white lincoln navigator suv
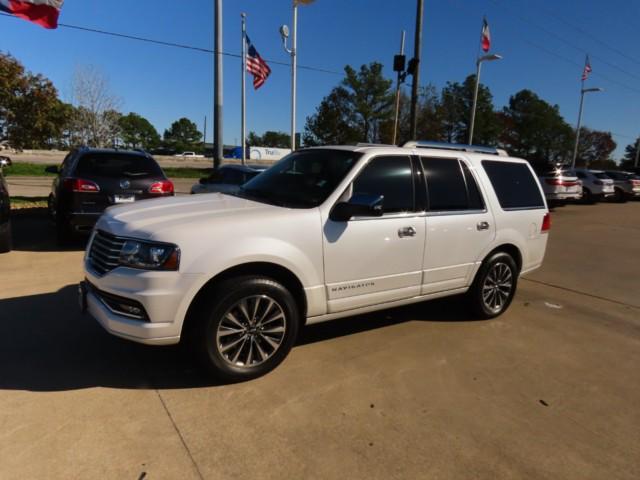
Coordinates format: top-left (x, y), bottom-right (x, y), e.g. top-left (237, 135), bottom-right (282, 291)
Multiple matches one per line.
top-left (80, 142), bottom-right (550, 381)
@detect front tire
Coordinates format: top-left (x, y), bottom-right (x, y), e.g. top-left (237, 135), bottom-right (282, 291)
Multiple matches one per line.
top-left (189, 276), bottom-right (300, 382)
top-left (468, 252), bottom-right (519, 319)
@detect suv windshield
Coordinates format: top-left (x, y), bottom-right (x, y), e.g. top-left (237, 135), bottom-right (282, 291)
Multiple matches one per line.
top-left (75, 153), bottom-right (164, 178)
top-left (237, 149), bottom-right (362, 208)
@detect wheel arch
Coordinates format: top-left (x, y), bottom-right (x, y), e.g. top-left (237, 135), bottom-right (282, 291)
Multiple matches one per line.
top-left (182, 262), bottom-right (308, 338)
top-left (484, 243), bottom-right (523, 272)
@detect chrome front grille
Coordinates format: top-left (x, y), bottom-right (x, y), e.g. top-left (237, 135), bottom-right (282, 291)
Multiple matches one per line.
top-left (88, 230), bottom-right (125, 276)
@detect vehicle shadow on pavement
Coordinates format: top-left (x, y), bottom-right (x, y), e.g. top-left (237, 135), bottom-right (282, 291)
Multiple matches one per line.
top-left (11, 209), bottom-right (87, 252)
top-left (0, 285), bottom-right (475, 392)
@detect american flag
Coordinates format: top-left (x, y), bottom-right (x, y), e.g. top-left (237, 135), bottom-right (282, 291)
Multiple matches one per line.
top-left (246, 35), bottom-right (271, 90)
top-left (582, 55), bottom-right (592, 81)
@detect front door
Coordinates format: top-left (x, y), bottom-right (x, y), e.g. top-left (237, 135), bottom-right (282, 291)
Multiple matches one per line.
top-left (323, 155), bottom-right (425, 313)
top-left (420, 156), bottom-right (496, 294)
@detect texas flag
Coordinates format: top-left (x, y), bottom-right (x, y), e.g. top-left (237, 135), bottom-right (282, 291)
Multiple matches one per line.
top-left (0, 0), bottom-right (63, 29)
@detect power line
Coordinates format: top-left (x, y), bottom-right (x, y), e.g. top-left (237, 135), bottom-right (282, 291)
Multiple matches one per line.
top-left (534, 4), bottom-right (640, 70)
top-left (488, 0), bottom-right (640, 85)
top-left (0, 12), bottom-right (341, 76)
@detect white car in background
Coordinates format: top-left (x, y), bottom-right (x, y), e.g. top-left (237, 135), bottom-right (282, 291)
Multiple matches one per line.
top-left (603, 170), bottom-right (640, 202)
top-left (536, 165), bottom-right (582, 205)
top-left (573, 168), bottom-right (615, 203)
top-left (80, 141), bottom-right (550, 381)
top-left (174, 151), bottom-right (205, 158)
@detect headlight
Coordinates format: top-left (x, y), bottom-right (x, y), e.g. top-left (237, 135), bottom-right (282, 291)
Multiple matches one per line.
top-left (119, 240), bottom-right (180, 270)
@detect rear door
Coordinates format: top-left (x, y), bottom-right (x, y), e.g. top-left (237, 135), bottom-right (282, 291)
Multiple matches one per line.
top-left (420, 155), bottom-right (496, 294)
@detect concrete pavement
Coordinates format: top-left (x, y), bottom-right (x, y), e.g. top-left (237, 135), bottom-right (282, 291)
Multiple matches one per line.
top-left (0, 203), bottom-right (638, 479)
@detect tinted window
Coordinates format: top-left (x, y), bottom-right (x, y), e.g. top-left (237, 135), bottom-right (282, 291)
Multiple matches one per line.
top-left (353, 156), bottom-right (414, 213)
top-left (241, 149), bottom-right (361, 208)
top-left (461, 161), bottom-right (485, 210)
top-left (482, 160), bottom-right (545, 210)
top-left (594, 172), bottom-right (610, 180)
top-left (575, 171), bottom-right (586, 179)
top-left (75, 153), bottom-right (163, 179)
top-left (422, 157), bottom-right (482, 211)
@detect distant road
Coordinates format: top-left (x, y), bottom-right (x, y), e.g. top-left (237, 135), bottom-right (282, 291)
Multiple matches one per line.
top-left (7, 176), bottom-right (196, 197)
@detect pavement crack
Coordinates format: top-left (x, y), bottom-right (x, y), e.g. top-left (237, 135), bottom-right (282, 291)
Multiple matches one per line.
top-left (155, 389), bottom-right (205, 480)
top-left (522, 278), bottom-right (640, 310)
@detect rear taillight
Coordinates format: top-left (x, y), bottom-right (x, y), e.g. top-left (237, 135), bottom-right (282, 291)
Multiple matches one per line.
top-left (541, 213), bottom-right (551, 233)
top-left (632, 179), bottom-right (640, 186)
top-left (63, 178), bottom-right (100, 193)
top-left (545, 178), bottom-right (577, 186)
top-left (149, 180), bottom-right (174, 194)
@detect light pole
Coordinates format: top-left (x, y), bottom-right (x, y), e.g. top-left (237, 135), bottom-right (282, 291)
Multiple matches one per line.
top-left (633, 137), bottom-right (640, 168)
top-left (409, 0), bottom-right (424, 140)
top-left (468, 53), bottom-right (502, 145)
top-left (571, 87), bottom-right (603, 169)
top-left (213, 0), bottom-right (223, 169)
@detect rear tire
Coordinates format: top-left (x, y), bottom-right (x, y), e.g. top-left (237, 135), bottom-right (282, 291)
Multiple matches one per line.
top-left (0, 221), bottom-right (12, 253)
top-left (614, 188), bottom-right (627, 203)
top-left (582, 187), bottom-right (595, 204)
top-left (187, 276), bottom-right (300, 382)
top-left (468, 252), bottom-right (519, 319)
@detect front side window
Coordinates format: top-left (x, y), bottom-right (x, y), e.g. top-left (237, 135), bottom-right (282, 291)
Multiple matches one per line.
top-left (421, 157), bottom-right (484, 211)
top-left (482, 160), bottom-right (545, 210)
top-left (352, 156), bottom-right (414, 214)
top-left (240, 149), bottom-right (361, 208)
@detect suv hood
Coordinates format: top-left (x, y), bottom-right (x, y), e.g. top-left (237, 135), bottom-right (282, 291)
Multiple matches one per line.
top-left (96, 193), bottom-right (281, 239)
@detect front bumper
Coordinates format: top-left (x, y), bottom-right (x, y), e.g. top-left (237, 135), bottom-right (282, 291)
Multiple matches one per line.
top-left (81, 262), bottom-right (205, 345)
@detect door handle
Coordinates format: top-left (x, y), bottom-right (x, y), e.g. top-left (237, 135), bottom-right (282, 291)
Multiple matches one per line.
top-left (398, 226), bottom-right (417, 238)
top-left (477, 221), bottom-right (490, 231)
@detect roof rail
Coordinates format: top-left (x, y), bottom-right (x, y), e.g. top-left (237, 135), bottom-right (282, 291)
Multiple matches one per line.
top-left (355, 142), bottom-right (396, 148)
top-left (402, 140), bottom-right (508, 156)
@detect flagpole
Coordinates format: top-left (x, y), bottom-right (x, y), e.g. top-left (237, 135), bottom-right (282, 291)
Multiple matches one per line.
top-left (291, 1), bottom-right (298, 151)
top-left (214, 0), bottom-right (223, 169)
top-left (241, 13), bottom-right (247, 166)
top-left (571, 79), bottom-right (585, 169)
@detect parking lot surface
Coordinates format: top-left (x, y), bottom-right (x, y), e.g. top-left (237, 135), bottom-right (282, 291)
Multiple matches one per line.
top-left (0, 203), bottom-right (638, 479)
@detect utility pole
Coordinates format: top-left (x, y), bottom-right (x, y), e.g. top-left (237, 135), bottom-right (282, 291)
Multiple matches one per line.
top-left (202, 115), bottom-right (207, 153)
top-left (409, 0), bottom-right (424, 140)
top-left (392, 30), bottom-right (406, 146)
top-left (214, 0), bottom-right (223, 169)
top-left (635, 137), bottom-right (640, 168)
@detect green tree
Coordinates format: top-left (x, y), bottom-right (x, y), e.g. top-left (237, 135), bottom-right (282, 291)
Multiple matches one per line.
top-left (118, 112), bottom-right (160, 150)
top-left (304, 62), bottom-right (393, 145)
top-left (620, 137), bottom-right (639, 170)
top-left (576, 128), bottom-right (616, 169)
top-left (0, 52), bottom-right (67, 149)
top-left (500, 89), bottom-right (574, 164)
top-left (438, 75), bottom-right (501, 145)
top-left (246, 130), bottom-right (290, 148)
top-left (163, 117), bottom-right (202, 152)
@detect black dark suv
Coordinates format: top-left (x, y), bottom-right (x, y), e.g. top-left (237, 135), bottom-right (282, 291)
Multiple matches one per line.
top-left (0, 155), bottom-right (11, 253)
top-left (47, 148), bottom-right (174, 242)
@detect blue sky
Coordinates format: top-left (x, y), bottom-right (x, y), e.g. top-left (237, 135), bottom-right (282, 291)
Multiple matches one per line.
top-left (1, 0), bottom-right (639, 159)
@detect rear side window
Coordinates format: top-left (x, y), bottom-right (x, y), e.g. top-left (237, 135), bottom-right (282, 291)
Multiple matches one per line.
top-left (75, 153), bottom-right (164, 179)
top-left (353, 156), bottom-right (414, 213)
top-left (482, 160), bottom-right (545, 210)
top-left (421, 157), bottom-right (485, 211)
top-left (594, 172), bottom-right (610, 180)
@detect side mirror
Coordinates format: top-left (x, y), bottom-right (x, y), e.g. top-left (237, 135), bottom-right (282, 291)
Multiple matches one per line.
top-left (45, 166), bottom-right (59, 174)
top-left (330, 194), bottom-right (384, 222)
top-left (0, 156), bottom-right (11, 168)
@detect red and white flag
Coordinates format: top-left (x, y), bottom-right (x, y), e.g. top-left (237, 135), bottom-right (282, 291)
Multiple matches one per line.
top-left (481, 17), bottom-right (491, 52)
top-left (246, 35), bottom-right (272, 90)
top-left (582, 55), bottom-right (592, 81)
top-left (0, 0), bottom-right (63, 29)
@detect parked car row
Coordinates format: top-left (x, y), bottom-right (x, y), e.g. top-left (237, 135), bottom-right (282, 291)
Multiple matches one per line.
top-left (536, 165), bottom-right (640, 205)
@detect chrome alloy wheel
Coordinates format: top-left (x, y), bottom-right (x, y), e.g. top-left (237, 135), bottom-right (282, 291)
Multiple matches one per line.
top-left (216, 295), bottom-right (287, 367)
top-left (482, 262), bottom-right (514, 313)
